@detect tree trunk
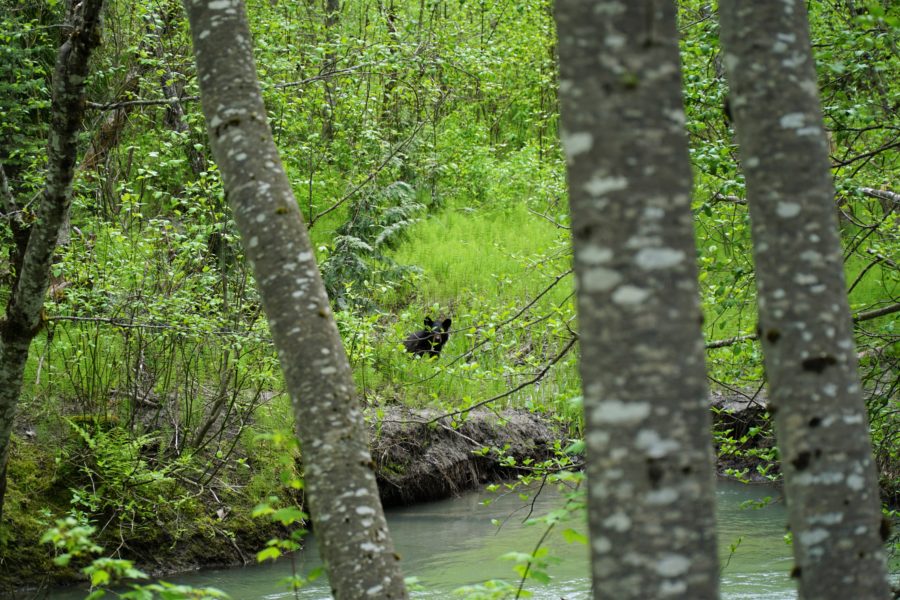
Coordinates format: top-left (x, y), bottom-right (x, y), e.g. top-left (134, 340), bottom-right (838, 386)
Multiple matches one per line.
top-left (321, 0), bottom-right (341, 141)
top-left (554, 2), bottom-right (720, 598)
top-left (152, 3), bottom-right (207, 178)
top-left (719, 3), bottom-right (891, 599)
top-left (379, 0), bottom-right (401, 135)
top-left (0, 0), bottom-right (106, 524)
top-left (180, 2), bottom-right (407, 598)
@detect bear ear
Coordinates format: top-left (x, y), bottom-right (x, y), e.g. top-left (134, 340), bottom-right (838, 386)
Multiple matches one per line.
top-left (424, 317), bottom-right (434, 327)
top-left (441, 318), bottom-right (452, 330)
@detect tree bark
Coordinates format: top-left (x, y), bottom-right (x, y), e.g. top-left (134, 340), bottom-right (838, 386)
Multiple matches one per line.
top-left (180, 2), bottom-right (407, 598)
top-left (152, 5), bottom-right (207, 178)
top-left (0, 0), bottom-right (106, 524)
top-left (719, 3), bottom-right (891, 599)
top-left (555, 2), bottom-right (720, 598)
top-left (321, 0), bottom-right (341, 141)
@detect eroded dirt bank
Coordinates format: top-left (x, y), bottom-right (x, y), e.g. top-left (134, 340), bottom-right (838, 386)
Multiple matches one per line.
top-left (372, 407), bottom-right (566, 507)
top-left (371, 393), bottom-right (774, 507)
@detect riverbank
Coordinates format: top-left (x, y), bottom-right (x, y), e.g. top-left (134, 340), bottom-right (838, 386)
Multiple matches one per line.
top-left (2, 394), bottom-right (774, 595)
top-left (371, 391), bottom-right (779, 507)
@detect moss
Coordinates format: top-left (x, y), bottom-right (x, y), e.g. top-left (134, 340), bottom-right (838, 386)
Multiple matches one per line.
top-left (381, 462), bottom-right (407, 477)
top-left (1, 425), bottom-right (299, 593)
top-left (0, 436), bottom-right (74, 592)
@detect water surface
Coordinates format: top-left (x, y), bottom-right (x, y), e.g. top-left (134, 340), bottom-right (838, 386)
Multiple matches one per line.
top-left (48, 480), bottom-right (796, 599)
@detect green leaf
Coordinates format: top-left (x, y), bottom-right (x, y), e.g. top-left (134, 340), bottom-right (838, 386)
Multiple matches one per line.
top-left (53, 554), bottom-right (73, 567)
top-left (257, 547), bottom-right (282, 563)
top-left (271, 507), bottom-right (306, 525)
top-left (529, 570), bottom-right (551, 584)
top-left (562, 528), bottom-right (588, 545)
top-left (564, 439), bottom-right (584, 455)
top-left (91, 569), bottom-right (111, 586)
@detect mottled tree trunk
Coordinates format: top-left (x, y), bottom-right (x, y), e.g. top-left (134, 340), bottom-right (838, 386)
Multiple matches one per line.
top-left (0, 0), bottom-right (106, 524)
top-left (719, 3), bottom-right (890, 599)
top-left (321, 0), bottom-right (341, 141)
top-left (555, 2), bottom-right (720, 598)
top-left (180, 2), bottom-right (407, 599)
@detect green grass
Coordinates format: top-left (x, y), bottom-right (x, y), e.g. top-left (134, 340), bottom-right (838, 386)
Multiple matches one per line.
top-left (846, 254), bottom-right (899, 316)
top-left (391, 201), bottom-right (571, 305)
top-left (339, 199), bottom-right (582, 418)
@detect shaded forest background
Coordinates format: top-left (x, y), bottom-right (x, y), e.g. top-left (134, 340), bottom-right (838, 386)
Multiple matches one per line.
top-left (0, 0), bottom-right (897, 591)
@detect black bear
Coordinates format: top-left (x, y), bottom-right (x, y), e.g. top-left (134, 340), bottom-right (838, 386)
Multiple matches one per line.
top-left (403, 317), bottom-right (452, 358)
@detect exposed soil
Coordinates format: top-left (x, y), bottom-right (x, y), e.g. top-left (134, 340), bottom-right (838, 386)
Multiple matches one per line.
top-left (369, 393), bottom-right (777, 508)
top-left (371, 407), bottom-right (564, 507)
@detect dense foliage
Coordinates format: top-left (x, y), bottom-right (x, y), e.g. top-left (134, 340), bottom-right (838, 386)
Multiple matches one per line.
top-left (0, 0), bottom-right (896, 595)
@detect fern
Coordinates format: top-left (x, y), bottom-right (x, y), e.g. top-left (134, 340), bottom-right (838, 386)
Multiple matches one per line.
top-left (321, 180), bottom-right (424, 311)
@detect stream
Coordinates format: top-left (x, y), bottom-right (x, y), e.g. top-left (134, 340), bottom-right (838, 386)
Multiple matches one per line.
top-left (48, 479), bottom-right (796, 599)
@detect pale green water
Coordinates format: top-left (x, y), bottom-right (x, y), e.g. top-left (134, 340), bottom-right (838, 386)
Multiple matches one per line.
top-left (47, 480), bottom-right (796, 599)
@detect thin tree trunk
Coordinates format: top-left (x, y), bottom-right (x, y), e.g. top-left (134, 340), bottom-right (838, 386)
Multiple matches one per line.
top-left (0, 0), bottom-right (106, 524)
top-left (81, 3), bottom-right (205, 218)
top-left (180, 1), bottom-right (407, 598)
top-left (321, 0), bottom-right (341, 141)
top-left (153, 5), bottom-right (207, 178)
top-left (555, 2), bottom-right (720, 598)
top-left (719, 3), bottom-right (891, 599)
top-left (379, 0), bottom-right (400, 135)
top-left (80, 5), bottom-right (176, 174)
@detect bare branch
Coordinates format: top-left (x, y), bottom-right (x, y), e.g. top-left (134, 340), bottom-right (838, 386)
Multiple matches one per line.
top-left (847, 250), bottom-right (895, 295)
top-left (705, 333), bottom-right (758, 349)
top-left (832, 138), bottom-right (900, 168)
top-left (860, 187), bottom-right (899, 205)
top-left (712, 192), bottom-right (748, 205)
top-left (705, 302), bottom-right (900, 350)
top-left (853, 302), bottom-right (900, 323)
top-left (85, 63), bottom-right (380, 112)
top-left (527, 205), bottom-right (571, 229)
top-left (386, 336), bottom-right (577, 426)
top-left (45, 315), bottom-right (268, 339)
top-left (308, 114), bottom-right (432, 228)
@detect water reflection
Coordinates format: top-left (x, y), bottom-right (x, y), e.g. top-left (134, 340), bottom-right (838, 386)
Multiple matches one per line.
top-left (46, 480), bottom-right (796, 599)
top-left (716, 481), bottom-right (795, 599)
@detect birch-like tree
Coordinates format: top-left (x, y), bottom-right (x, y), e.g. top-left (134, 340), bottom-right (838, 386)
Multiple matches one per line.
top-left (0, 0), bottom-right (106, 524)
top-left (554, 2), bottom-right (720, 598)
top-left (719, 3), bottom-right (891, 598)
top-left (180, 1), bottom-right (407, 598)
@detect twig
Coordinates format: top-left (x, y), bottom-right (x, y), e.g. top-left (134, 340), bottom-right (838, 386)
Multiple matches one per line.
top-left (85, 64), bottom-right (381, 111)
top-left (435, 421), bottom-right (481, 446)
top-left (832, 139), bottom-right (900, 168)
top-left (309, 115), bottom-right (431, 227)
top-left (705, 302), bottom-right (900, 349)
top-left (848, 251), bottom-right (891, 295)
top-left (386, 336), bottom-right (577, 426)
top-left (86, 95), bottom-right (199, 110)
top-left (513, 477), bottom-right (582, 599)
top-left (712, 192), bottom-right (748, 205)
top-left (705, 333), bottom-right (757, 349)
top-left (853, 302), bottom-right (900, 322)
top-left (526, 206), bottom-right (570, 229)
top-left (860, 187), bottom-right (899, 206)
top-left (45, 314), bottom-right (271, 340)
